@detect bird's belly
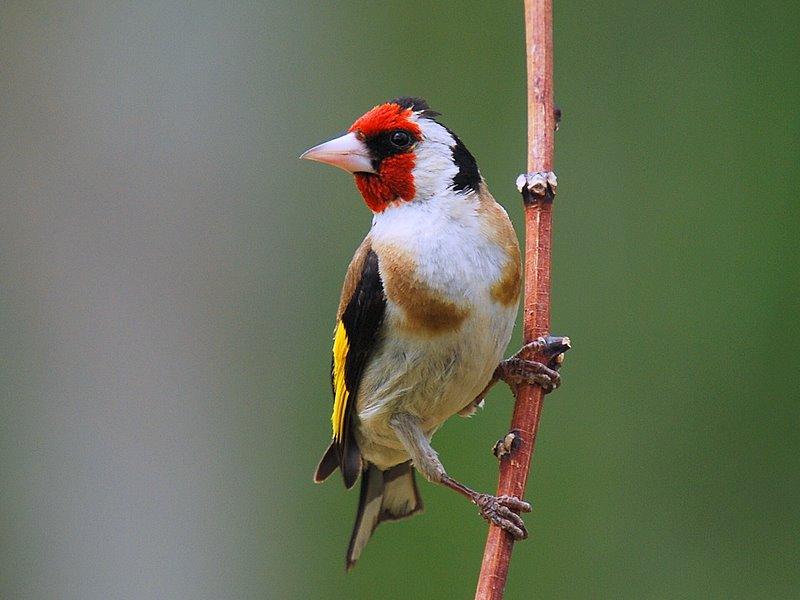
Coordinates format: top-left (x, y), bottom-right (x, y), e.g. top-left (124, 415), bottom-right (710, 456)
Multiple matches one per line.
top-left (354, 302), bottom-right (516, 470)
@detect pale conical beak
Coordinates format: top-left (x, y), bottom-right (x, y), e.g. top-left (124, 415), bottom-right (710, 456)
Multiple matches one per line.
top-left (300, 132), bottom-right (377, 174)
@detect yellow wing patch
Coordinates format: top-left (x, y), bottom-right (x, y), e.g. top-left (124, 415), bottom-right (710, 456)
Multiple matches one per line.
top-left (331, 321), bottom-right (350, 441)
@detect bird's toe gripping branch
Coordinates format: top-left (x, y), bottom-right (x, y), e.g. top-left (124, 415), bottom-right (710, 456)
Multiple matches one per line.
top-left (516, 171), bottom-right (558, 203)
top-left (439, 474), bottom-right (532, 540)
top-left (474, 493), bottom-right (532, 540)
top-left (458, 336), bottom-right (570, 418)
top-left (496, 335), bottom-right (571, 394)
top-left (492, 337), bottom-right (569, 461)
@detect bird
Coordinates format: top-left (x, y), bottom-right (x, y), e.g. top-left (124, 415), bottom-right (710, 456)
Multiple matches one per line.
top-left (301, 97), bottom-right (566, 569)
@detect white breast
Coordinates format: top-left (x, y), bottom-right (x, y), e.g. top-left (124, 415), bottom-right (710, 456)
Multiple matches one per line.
top-left (355, 191), bottom-right (518, 469)
top-left (373, 193), bottom-right (507, 295)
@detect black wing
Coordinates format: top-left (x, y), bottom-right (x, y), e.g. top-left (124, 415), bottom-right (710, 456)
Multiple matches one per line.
top-left (315, 249), bottom-right (386, 489)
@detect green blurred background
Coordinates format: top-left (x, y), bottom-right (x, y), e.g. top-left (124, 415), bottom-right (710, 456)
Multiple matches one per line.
top-left (1, 1), bottom-right (798, 598)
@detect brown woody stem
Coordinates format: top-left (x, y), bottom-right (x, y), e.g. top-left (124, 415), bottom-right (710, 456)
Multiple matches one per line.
top-left (474, 0), bottom-right (556, 598)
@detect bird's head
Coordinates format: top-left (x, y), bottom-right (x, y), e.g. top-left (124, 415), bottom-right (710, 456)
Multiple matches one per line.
top-left (301, 97), bottom-right (480, 213)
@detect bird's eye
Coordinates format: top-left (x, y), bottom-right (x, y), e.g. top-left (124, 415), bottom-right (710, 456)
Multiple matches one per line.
top-left (390, 130), bottom-right (412, 148)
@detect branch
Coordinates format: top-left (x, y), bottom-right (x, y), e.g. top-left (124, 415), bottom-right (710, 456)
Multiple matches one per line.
top-left (475, 0), bottom-right (556, 598)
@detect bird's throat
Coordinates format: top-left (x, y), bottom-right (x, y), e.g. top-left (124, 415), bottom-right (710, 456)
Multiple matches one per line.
top-left (354, 154), bottom-right (416, 213)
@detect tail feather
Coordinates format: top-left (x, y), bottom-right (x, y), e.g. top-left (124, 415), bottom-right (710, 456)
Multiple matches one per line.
top-left (381, 462), bottom-right (423, 521)
top-left (314, 441), bottom-right (339, 483)
top-left (341, 436), bottom-right (361, 489)
top-left (346, 461), bottom-right (423, 570)
top-left (313, 439), bottom-right (362, 489)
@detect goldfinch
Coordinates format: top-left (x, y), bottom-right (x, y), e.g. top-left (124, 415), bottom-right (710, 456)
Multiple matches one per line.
top-left (301, 97), bottom-right (566, 569)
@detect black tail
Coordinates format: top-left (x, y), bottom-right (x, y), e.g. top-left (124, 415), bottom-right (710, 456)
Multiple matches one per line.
top-left (314, 441), bottom-right (339, 483)
top-left (346, 461), bottom-right (423, 570)
top-left (314, 439), bottom-right (362, 489)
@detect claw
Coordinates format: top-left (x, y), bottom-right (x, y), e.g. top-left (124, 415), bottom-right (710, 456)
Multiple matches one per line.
top-left (497, 334), bottom-right (571, 392)
top-left (521, 335), bottom-right (571, 359)
top-left (542, 335), bottom-right (571, 356)
top-left (475, 494), bottom-right (532, 540)
top-left (498, 357), bottom-right (561, 392)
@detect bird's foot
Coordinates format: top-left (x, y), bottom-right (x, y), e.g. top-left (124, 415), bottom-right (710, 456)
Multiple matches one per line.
top-left (496, 335), bottom-right (571, 393)
top-left (474, 493), bottom-right (532, 540)
top-left (516, 171), bottom-right (558, 201)
top-left (439, 475), bottom-right (530, 539)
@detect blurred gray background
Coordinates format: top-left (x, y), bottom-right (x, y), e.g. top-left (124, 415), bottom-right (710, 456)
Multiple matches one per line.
top-left (1, 1), bottom-right (798, 598)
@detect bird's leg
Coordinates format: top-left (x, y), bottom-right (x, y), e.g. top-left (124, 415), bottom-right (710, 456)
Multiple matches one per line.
top-left (458, 335), bottom-right (570, 417)
top-left (389, 413), bottom-right (531, 540)
top-left (485, 336), bottom-right (570, 462)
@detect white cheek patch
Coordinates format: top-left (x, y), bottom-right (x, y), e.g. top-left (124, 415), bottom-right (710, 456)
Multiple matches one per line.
top-left (410, 117), bottom-right (460, 201)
